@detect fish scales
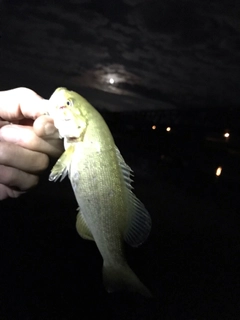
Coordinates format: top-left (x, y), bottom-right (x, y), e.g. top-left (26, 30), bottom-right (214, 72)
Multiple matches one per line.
top-left (71, 144), bottom-right (126, 264)
top-left (48, 87), bottom-right (152, 297)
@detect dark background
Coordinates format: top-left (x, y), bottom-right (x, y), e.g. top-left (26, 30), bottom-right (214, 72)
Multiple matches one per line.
top-left (1, 1), bottom-right (240, 319)
top-left (1, 117), bottom-right (240, 320)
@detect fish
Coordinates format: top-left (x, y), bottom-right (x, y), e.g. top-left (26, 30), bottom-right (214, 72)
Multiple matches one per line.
top-left (48, 87), bottom-right (152, 297)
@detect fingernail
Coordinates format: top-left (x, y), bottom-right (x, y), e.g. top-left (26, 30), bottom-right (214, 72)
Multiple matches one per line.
top-left (35, 99), bottom-right (52, 118)
top-left (44, 123), bottom-right (57, 135)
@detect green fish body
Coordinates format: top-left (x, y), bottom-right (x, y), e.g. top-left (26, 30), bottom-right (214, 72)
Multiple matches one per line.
top-left (48, 88), bottom-right (152, 297)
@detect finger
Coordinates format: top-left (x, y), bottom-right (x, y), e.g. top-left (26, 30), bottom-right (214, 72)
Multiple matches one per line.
top-left (0, 124), bottom-right (62, 158)
top-left (0, 184), bottom-right (25, 200)
top-left (0, 87), bottom-right (51, 120)
top-left (0, 142), bottom-right (49, 173)
top-left (0, 120), bottom-right (10, 128)
top-left (33, 115), bottom-right (59, 139)
top-left (0, 165), bottom-right (39, 191)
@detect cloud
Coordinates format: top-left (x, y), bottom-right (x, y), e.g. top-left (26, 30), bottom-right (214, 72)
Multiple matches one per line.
top-left (1, 0), bottom-right (240, 110)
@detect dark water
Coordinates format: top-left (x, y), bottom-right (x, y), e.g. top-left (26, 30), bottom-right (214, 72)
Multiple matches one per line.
top-left (0, 121), bottom-right (240, 320)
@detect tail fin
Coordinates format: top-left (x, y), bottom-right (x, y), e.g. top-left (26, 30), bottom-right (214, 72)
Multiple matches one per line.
top-left (102, 262), bottom-right (152, 298)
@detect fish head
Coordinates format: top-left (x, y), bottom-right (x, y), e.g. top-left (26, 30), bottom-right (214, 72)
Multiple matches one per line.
top-left (49, 87), bottom-right (87, 140)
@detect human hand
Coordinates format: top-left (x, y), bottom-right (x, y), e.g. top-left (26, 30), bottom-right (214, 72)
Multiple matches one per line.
top-left (0, 87), bottom-right (63, 200)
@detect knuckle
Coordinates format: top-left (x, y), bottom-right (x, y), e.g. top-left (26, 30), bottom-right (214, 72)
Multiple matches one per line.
top-left (0, 143), bottom-right (10, 163)
top-left (0, 165), bottom-right (13, 184)
top-left (17, 87), bottom-right (36, 97)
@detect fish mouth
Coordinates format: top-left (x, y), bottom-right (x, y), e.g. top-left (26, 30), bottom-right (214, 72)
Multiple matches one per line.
top-left (56, 106), bottom-right (72, 121)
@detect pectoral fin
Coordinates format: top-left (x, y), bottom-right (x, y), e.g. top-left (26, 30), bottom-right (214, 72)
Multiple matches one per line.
top-left (76, 209), bottom-right (94, 241)
top-left (49, 145), bottom-right (75, 182)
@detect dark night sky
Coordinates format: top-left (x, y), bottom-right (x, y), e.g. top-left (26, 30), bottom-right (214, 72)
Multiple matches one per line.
top-left (1, 0), bottom-right (240, 111)
top-left (1, 2), bottom-right (240, 318)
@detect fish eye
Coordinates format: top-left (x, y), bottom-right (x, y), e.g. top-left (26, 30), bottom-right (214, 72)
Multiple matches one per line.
top-left (66, 99), bottom-right (72, 106)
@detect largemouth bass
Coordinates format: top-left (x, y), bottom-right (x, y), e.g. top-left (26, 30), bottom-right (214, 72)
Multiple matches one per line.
top-left (48, 87), bottom-right (152, 297)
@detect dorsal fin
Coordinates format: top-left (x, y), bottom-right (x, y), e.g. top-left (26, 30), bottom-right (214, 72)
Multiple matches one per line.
top-left (115, 146), bottom-right (134, 189)
top-left (115, 146), bottom-right (152, 247)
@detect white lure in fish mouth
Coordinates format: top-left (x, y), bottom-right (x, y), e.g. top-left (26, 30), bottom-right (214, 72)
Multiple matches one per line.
top-left (55, 116), bottom-right (82, 139)
top-left (58, 106), bottom-right (71, 121)
top-left (48, 99), bottom-right (83, 139)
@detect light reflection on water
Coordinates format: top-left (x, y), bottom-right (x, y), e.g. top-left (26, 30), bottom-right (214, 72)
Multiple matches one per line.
top-left (109, 116), bottom-right (240, 184)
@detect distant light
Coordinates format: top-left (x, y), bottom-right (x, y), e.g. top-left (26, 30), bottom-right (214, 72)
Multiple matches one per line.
top-left (109, 78), bottom-right (115, 84)
top-left (224, 132), bottom-right (230, 138)
top-left (152, 125), bottom-right (156, 130)
top-left (216, 166), bottom-right (222, 177)
top-left (166, 127), bottom-right (171, 132)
